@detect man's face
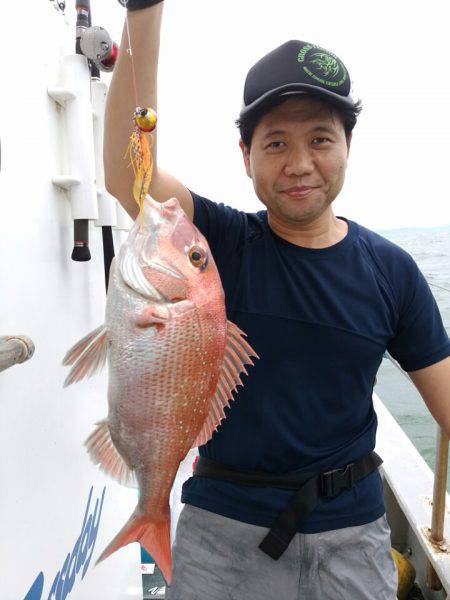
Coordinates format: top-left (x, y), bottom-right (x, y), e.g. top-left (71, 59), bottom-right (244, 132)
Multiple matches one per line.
top-left (239, 96), bottom-right (352, 226)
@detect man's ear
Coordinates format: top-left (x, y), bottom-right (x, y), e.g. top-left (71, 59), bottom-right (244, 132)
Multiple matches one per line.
top-left (239, 139), bottom-right (252, 178)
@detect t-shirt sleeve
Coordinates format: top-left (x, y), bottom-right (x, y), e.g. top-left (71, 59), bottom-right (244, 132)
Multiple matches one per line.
top-left (386, 254), bottom-right (450, 371)
top-left (188, 189), bottom-right (249, 263)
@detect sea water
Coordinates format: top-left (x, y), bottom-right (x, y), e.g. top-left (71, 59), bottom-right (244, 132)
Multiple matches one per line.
top-left (374, 224), bottom-right (450, 485)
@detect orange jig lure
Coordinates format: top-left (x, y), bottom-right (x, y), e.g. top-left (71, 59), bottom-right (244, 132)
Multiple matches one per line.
top-left (125, 107), bottom-right (157, 227)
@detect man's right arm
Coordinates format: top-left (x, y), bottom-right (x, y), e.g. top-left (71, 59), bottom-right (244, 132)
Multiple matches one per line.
top-left (104, 2), bottom-right (194, 222)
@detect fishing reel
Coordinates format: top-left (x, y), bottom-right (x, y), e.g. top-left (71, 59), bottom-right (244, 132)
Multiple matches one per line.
top-left (79, 26), bottom-right (118, 72)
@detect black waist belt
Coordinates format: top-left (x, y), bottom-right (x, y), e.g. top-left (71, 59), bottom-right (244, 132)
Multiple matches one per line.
top-left (193, 451), bottom-right (383, 560)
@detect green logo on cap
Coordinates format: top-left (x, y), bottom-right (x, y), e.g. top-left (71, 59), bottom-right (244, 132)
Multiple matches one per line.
top-left (297, 44), bottom-right (347, 88)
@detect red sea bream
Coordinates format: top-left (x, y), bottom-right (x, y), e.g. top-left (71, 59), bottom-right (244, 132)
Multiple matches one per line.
top-left (62, 195), bottom-right (258, 583)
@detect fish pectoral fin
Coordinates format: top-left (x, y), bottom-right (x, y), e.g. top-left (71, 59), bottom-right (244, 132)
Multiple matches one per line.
top-left (85, 419), bottom-right (137, 487)
top-left (62, 324), bottom-right (108, 387)
top-left (191, 320), bottom-right (259, 448)
top-left (136, 305), bottom-right (169, 328)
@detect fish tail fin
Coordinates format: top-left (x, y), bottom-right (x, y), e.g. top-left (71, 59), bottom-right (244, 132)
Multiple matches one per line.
top-left (139, 514), bottom-right (172, 584)
top-left (96, 507), bottom-right (172, 584)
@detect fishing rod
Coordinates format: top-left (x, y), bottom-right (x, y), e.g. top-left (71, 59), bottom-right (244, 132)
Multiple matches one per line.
top-left (75, 0), bottom-right (119, 291)
top-left (71, 0), bottom-right (93, 262)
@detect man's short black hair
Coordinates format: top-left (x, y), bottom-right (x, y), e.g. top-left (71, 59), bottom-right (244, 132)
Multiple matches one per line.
top-left (235, 94), bottom-right (363, 151)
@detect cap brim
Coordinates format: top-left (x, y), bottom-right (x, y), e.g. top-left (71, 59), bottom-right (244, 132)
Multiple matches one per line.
top-left (239, 83), bottom-right (355, 120)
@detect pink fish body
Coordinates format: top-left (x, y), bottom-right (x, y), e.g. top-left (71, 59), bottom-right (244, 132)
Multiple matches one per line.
top-left (62, 196), bottom-right (258, 583)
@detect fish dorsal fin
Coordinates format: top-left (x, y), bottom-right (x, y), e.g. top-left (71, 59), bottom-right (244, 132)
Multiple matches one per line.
top-left (62, 324), bottom-right (108, 387)
top-left (85, 419), bottom-right (137, 488)
top-left (191, 320), bottom-right (259, 448)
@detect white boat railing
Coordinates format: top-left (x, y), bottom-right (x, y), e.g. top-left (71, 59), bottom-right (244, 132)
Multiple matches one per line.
top-left (0, 335), bottom-right (35, 374)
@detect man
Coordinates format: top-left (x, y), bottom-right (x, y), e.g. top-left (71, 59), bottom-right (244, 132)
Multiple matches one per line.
top-left (105, 2), bottom-right (450, 599)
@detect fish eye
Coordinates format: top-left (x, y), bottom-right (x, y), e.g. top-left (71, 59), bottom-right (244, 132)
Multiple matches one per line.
top-left (188, 246), bottom-right (208, 270)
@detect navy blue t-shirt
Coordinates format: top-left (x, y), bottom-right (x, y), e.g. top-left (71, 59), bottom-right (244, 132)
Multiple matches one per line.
top-left (181, 190), bottom-right (450, 533)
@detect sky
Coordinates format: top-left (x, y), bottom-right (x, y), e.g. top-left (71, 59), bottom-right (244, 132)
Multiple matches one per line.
top-left (72, 0), bottom-right (450, 230)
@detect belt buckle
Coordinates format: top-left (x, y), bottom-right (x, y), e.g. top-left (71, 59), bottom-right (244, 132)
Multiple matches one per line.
top-left (321, 462), bottom-right (355, 498)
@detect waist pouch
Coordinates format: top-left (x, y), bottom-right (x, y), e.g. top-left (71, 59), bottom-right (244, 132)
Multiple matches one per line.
top-left (193, 451), bottom-right (383, 560)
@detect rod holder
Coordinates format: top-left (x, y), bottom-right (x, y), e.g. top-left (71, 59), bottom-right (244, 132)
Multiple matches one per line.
top-left (48, 53), bottom-right (98, 221)
top-left (92, 79), bottom-right (117, 227)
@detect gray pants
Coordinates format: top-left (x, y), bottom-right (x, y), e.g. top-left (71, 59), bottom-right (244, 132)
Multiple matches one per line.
top-left (166, 505), bottom-right (398, 600)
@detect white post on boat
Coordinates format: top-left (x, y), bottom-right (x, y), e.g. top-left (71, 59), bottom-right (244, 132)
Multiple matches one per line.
top-left (48, 53), bottom-right (99, 220)
top-left (90, 75), bottom-right (132, 232)
top-left (0, 336), bottom-right (35, 374)
top-left (426, 426), bottom-right (449, 590)
top-left (92, 79), bottom-right (117, 228)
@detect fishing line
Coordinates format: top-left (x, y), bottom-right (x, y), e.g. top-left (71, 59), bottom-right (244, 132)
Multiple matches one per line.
top-left (123, 1), bottom-right (140, 107)
top-left (428, 281), bottom-right (450, 294)
top-left (121, 0), bottom-right (157, 225)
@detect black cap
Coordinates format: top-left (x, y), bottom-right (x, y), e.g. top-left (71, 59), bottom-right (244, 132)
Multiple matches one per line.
top-left (240, 40), bottom-right (354, 120)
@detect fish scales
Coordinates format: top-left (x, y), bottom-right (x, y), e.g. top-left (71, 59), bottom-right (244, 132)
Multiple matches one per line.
top-left (107, 262), bottom-right (225, 511)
